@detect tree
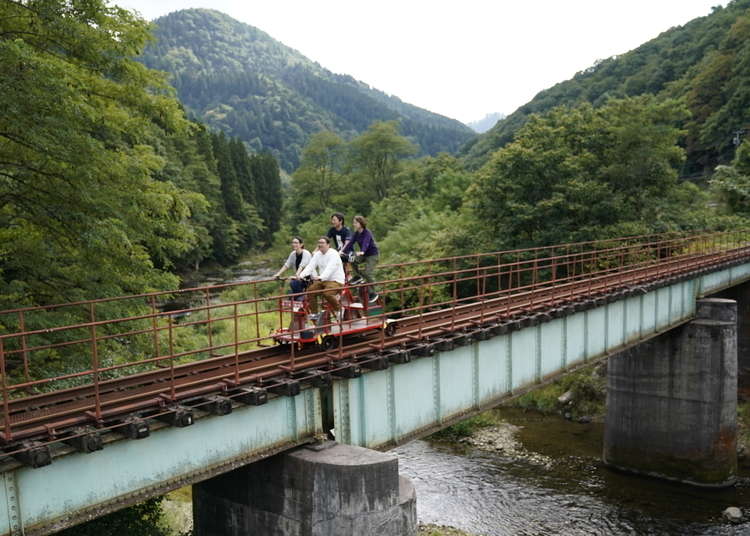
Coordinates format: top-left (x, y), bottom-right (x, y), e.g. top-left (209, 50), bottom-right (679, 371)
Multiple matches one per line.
top-left (58, 498), bottom-right (170, 536)
top-left (290, 131), bottom-right (346, 224)
top-left (348, 121), bottom-right (418, 203)
top-left (471, 96), bottom-right (692, 250)
top-left (251, 152), bottom-right (282, 241)
top-left (0, 0), bottom-right (197, 306)
top-left (711, 141), bottom-right (750, 215)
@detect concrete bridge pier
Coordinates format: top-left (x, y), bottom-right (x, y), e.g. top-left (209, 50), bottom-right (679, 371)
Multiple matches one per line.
top-left (603, 298), bottom-right (737, 487)
top-left (714, 280), bottom-right (750, 390)
top-left (193, 441), bottom-right (417, 536)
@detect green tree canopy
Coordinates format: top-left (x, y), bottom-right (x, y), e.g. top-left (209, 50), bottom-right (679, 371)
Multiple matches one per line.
top-left (471, 96), bottom-right (697, 250)
top-left (348, 121), bottom-right (418, 204)
top-left (289, 131), bottom-right (346, 224)
top-left (0, 0), bottom-right (195, 306)
top-left (711, 141), bottom-right (750, 215)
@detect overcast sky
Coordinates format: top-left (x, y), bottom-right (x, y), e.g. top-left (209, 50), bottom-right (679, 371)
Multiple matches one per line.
top-left (114, 0), bottom-right (727, 124)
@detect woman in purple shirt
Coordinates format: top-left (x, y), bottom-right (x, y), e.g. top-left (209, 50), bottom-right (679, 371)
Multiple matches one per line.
top-left (342, 215), bottom-right (379, 302)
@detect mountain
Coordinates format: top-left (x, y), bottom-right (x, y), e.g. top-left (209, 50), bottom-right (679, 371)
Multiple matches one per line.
top-left (462, 0), bottom-right (750, 175)
top-left (140, 9), bottom-right (475, 171)
top-left (467, 112), bottom-right (505, 133)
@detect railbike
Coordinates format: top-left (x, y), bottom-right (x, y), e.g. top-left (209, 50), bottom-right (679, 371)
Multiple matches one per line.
top-left (272, 277), bottom-right (396, 350)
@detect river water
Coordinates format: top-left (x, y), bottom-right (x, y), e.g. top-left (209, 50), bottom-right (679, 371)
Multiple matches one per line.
top-left (394, 408), bottom-right (750, 536)
top-left (180, 259), bottom-right (276, 289)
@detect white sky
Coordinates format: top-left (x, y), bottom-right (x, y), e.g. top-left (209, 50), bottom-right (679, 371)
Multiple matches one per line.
top-left (114, 0), bottom-right (727, 124)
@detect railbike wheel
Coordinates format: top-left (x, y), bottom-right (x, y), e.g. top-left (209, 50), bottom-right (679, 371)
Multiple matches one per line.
top-left (384, 321), bottom-right (397, 337)
top-left (320, 335), bottom-right (338, 351)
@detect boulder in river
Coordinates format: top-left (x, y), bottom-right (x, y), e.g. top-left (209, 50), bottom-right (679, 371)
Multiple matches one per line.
top-left (723, 506), bottom-right (743, 523)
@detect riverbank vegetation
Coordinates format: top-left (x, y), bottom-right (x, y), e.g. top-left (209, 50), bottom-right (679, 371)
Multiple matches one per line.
top-left (511, 362), bottom-right (607, 421)
top-left (430, 413), bottom-right (497, 441)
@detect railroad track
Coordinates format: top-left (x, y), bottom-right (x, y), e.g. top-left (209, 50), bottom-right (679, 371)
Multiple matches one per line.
top-left (2, 245), bottom-right (749, 459)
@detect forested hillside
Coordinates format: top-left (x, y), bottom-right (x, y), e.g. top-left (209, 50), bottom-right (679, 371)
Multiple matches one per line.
top-left (139, 9), bottom-right (475, 171)
top-left (462, 0), bottom-right (750, 175)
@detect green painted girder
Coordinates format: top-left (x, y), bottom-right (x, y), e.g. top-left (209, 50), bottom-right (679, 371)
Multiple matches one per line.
top-left (0, 389), bottom-right (322, 536)
top-left (333, 262), bottom-right (750, 449)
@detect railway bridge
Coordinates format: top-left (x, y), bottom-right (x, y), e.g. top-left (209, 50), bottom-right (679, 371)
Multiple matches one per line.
top-left (0, 231), bottom-right (749, 535)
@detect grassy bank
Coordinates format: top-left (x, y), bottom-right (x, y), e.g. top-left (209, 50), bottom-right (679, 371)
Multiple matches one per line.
top-left (429, 413), bottom-right (497, 441)
top-left (509, 361), bottom-right (607, 421)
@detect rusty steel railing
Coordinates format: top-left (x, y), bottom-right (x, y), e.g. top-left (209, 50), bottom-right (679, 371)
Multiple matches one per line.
top-left (0, 230), bottom-right (749, 447)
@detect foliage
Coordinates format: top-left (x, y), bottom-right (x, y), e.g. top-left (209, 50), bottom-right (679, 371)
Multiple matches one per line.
top-left (470, 96), bottom-right (706, 251)
top-left (0, 0), bottom-right (190, 308)
top-left (0, 1), bottom-right (284, 311)
top-left (462, 0), bottom-right (750, 175)
top-left (0, 0), bottom-right (287, 387)
top-left (711, 141), bottom-right (750, 215)
top-left (289, 131), bottom-right (347, 225)
top-left (139, 9), bottom-right (475, 172)
top-left (288, 122), bottom-right (418, 225)
top-left (57, 498), bottom-right (170, 536)
top-left (513, 364), bottom-right (606, 419)
top-left (430, 413), bottom-right (496, 441)
top-left (348, 121), bottom-right (418, 204)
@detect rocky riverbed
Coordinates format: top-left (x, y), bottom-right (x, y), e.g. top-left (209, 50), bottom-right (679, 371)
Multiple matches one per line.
top-left (418, 524), bottom-right (481, 536)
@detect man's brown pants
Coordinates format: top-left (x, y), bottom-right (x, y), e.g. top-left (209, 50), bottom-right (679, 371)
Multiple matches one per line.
top-left (306, 281), bottom-right (342, 313)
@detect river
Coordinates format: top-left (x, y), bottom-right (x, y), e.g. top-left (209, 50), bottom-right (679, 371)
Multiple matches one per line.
top-left (395, 407), bottom-right (750, 535)
top-left (180, 259), bottom-right (276, 289)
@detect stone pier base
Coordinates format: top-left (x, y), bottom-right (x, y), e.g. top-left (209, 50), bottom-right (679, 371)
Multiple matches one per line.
top-left (714, 280), bottom-right (750, 390)
top-left (193, 441), bottom-right (417, 536)
top-left (603, 298), bottom-right (738, 487)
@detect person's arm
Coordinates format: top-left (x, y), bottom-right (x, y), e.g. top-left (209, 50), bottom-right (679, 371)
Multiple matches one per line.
top-left (338, 227), bottom-right (351, 252)
top-left (342, 232), bottom-right (357, 254)
top-left (274, 252), bottom-right (294, 278)
top-left (357, 230), bottom-right (372, 256)
top-left (298, 252), bottom-right (318, 279)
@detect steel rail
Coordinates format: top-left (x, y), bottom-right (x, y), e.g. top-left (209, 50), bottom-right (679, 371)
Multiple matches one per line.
top-left (4, 252), bottom-right (745, 434)
top-left (0, 232), bottom-right (747, 452)
top-left (0, 229), bottom-right (716, 318)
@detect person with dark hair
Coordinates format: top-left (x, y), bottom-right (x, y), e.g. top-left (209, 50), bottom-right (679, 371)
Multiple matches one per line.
top-left (273, 237), bottom-right (312, 299)
top-left (326, 212), bottom-right (351, 263)
top-left (298, 236), bottom-right (345, 321)
top-left (342, 215), bottom-right (379, 303)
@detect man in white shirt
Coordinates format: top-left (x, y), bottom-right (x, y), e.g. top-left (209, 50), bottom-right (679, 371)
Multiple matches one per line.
top-left (297, 236), bottom-right (345, 319)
